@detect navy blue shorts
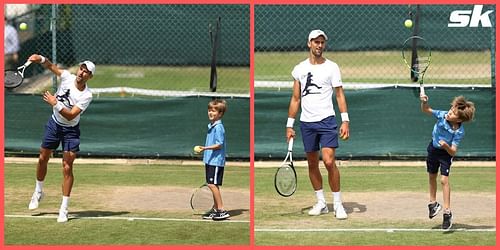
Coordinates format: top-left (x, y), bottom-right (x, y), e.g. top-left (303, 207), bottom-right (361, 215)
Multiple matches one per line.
top-left (205, 164), bottom-right (224, 185)
top-left (300, 116), bottom-right (338, 152)
top-left (41, 117), bottom-right (81, 152)
top-left (426, 141), bottom-right (453, 176)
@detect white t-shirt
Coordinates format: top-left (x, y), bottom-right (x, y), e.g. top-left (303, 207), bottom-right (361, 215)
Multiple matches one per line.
top-left (291, 58), bottom-right (343, 122)
top-left (52, 70), bottom-right (93, 127)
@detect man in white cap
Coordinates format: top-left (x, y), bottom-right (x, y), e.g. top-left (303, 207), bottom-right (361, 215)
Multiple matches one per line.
top-left (26, 54), bottom-right (94, 223)
top-left (286, 29), bottom-right (350, 220)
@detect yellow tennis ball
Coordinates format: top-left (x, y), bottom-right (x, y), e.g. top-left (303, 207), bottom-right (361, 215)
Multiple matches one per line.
top-left (19, 22), bottom-right (28, 31)
top-left (193, 146), bottom-right (203, 154)
top-left (404, 19), bottom-right (413, 29)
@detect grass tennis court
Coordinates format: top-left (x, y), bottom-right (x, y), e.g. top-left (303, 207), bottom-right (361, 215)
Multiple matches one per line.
top-left (92, 65), bottom-right (249, 93)
top-left (4, 160), bottom-right (250, 245)
top-left (254, 162), bottom-right (495, 246)
top-left (30, 65), bottom-right (250, 96)
top-left (255, 51), bottom-right (491, 84)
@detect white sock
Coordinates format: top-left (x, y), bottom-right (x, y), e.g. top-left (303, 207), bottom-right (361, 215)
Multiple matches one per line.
top-left (60, 196), bottom-right (70, 210)
top-left (333, 191), bottom-right (342, 204)
top-left (35, 180), bottom-right (44, 193)
top-left (315, 189), bottom-right (326, 204)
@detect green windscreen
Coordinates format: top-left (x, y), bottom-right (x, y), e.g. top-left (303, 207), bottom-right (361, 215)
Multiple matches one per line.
top-left (255, 87), bottom-right (494, 160)
top-left (5, 94), bottom-right (250, 159)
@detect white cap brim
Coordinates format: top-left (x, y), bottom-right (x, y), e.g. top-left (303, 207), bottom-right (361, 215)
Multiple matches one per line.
top-left (308, 29), bottom-right (328, 41)
top-left (79, 60), bottom-right (96, 75)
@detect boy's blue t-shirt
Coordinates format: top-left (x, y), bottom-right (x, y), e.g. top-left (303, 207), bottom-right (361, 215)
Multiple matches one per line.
top-left (203, 120), bottom-right (226, 167)
top-left (431, 110), bottom-right (465, 149)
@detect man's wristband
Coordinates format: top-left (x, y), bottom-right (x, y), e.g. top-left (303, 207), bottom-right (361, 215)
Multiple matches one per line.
top-left (341, 112), bottom-right (349, 122)
top-left (55, 102), bottom-right (64, 112)
top-left (286, 118), bottom-right (295, 128)
top-left (39, 55), bottom-right (46, 64)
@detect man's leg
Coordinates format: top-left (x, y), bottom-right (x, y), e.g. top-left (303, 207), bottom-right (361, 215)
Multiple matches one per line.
top-left (306, 151), bottom-right (322, 190)
top-left (57, 151), bottom-right (76, 223)
top-left (37, 147), bottom-right (52, 181)
top-left (306, 151), bottom-right (329, 215)
top-left (321, 147), bottom-right (339, 192)
top-left (322, 147), bottom-right (347, 219)
top-left (61, 151), bottom-right (76, 196)
top-left (29, 147), bottom-right (52, 210)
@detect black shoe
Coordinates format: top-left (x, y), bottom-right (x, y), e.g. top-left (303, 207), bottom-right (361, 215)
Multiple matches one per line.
top-left (428, 202), bottom-right (442, 219)
top-left (442, 212), bottom-right (453, 230)
top-left (212, 210), bottom-right (230, 221)
top-left (202, 208), bottom-right (217, 220)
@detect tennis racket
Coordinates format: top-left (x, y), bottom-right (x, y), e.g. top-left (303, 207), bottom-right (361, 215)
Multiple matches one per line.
top-left (4, 60), bottom-right (32, 89)
top-left (402, 36), bottom-right (431, 97)
top-left (190, 183), bottom-right (214, 214)
top-left (409, 5), bottom-right (421, 82)
top-left (274, 137), bottom-right (297, 197)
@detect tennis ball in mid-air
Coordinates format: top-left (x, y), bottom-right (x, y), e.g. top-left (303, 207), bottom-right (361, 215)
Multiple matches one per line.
top-left (19, 22), bottom-right (28, 31)
top-left (404, 19), bottom-right (413, 28)
top-left (193, 145), bottom-right (203, 154)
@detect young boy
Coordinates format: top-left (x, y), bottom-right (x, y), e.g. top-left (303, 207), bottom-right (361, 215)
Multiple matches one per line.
top-left (198, 99), bottom-right (229, 221)
top-left (420, 94), bottom-right (475, 230)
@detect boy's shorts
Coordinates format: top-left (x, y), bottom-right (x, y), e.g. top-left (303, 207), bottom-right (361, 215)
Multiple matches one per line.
top-left (205, 164), bottom-right (224, 185)
top-left (41, 117), bottom-right (81, 152)
top-left (426, 141), bottom-right (453, 176)
top-left (300, 116), bottom-right (338, 152)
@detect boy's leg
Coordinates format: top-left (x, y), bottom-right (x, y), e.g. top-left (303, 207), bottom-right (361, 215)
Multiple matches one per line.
top-left (441, 172), bottom-right (453, 230)
top-left (205, 165), bottom-right (229, 220)
top-left (426, 143), bottom-right (444, 219)
top-left (208, 184), bottom-right (223, 210)
top-left (428, 173), bottom-right (438, 203)
top-left (441, 175), bottom-right (451, 211)
top-left (427, 172), bottom-right (442, 219)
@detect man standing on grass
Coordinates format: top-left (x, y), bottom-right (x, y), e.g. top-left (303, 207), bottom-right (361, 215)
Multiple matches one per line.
top-left (27, 54), bottom-right (94, 223)
top-left (286, 29), bottom-right (350, 220)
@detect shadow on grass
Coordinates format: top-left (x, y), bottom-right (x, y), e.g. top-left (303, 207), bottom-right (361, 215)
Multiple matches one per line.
top-left (228, 208), bottom-right (249, 217)
top-left (431, 223), bottom-right (496, 234)
top-left (32, 210), bottom-right (130, 221)
top-left (298, 202), bottom-right (367, 215)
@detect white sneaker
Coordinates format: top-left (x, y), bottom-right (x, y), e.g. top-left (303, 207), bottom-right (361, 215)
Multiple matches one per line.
top-left (308, 202), bottom-right (328, 216)
top-left (57, 209), bottom-right (68, 223)
top-left (334, 202), bottom-right (348, 220)
top-left (28, 191), bottom-right (44, 210)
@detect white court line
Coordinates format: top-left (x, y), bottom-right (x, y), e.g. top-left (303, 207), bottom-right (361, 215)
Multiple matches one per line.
top-left (5, 214), bottom-right (249, 223)
top-left (255, 228), bottom-right (496, 232)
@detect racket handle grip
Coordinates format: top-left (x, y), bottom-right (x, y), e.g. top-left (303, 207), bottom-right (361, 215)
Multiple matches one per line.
top-left (288, 137), bottom-right (294, 152)
top-left (24, 61), bottom-right (32, 67)
top-left (419, 86), bottom-right (425, 96)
